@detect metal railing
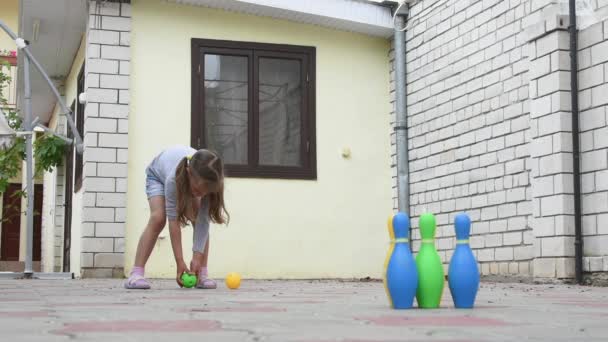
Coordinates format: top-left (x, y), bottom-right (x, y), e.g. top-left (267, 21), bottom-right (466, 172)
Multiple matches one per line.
top-left (1, 19), bottom-right (82, 279)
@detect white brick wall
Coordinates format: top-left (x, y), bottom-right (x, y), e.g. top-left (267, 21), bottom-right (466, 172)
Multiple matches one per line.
top-left (402, 0), bottom-right (533, 276)
top-left (88, 30), bottom-right (120, 45)
top-left (53, 114), bottom-right (67, 271)
top-left (87, 59), bottom-right (119, 74)
top-left (80, 1), bottom-right (130, 277)
top-left (87, 88), bottom-right (118, 103)
top-left (100, 76), bottom-right (129, 90)
top-left (521, 0), bottom-right (584, 278)
top-left (399, 0), bottom-right (606, 279)
top-left (577, 18), bottom-right (608, 275)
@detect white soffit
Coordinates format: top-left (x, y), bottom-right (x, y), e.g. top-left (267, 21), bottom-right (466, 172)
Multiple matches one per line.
top-left (19, 0), bottom-right (87, 123)
top-left (168, 0), bottom-right (395, 37)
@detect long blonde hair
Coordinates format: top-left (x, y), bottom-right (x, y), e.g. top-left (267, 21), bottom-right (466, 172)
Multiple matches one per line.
top-left (174, 149), bottom-right (229, 227)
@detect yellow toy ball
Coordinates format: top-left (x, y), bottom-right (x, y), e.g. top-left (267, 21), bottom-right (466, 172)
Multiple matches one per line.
top-left (225, 272), bottom-right (241, 289)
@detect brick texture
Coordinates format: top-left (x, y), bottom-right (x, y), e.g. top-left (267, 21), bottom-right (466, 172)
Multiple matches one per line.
top-left (79, 1), bottom-right (130, 277)
top-left (526, 5), bottom-right (574, 278)
top-left (577, 18), bottom-right (608, 274)
top-left (396, 0), bottom-right (608, 278)
top-left (400, 0), bottom-right (533, 276)
top-left (53, 114), bottom-right (67, 271)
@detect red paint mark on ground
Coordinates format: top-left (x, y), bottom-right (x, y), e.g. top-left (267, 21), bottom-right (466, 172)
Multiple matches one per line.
top-left (357, 315), bottom-right (509, 327)
top-left (0, 311), bottom-right (49, 318)
top-left (52, 320), bottom-right (221, 335)
top-left (179, 306), bottom-right (286, 313)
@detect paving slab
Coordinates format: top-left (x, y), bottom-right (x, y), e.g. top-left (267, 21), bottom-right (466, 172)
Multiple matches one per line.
top-left (1, 279), bottom-right (607, 341)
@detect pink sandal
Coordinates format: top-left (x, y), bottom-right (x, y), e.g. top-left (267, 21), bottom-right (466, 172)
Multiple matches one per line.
top-left (124, 274), bottom-right (151, 289)
top-left (196, 277), bottom-right (217, 289)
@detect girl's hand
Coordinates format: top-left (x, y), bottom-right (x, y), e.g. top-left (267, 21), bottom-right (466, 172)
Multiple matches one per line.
top-left (176, 261), bottom-right (190, 287)
top-left (190, 259), bottom-right (202, 277)
top-left (169, 220), bottom-right (189, 287)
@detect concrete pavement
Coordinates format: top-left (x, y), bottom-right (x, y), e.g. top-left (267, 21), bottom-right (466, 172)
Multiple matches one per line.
top-left (1, 278), bottom-right (607, 341)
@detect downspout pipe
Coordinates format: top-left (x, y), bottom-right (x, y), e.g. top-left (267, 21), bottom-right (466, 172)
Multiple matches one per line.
top-left (393, 3), bottom-right (410, 214)
top-left (23, 50), bottom-right (34, 277)
top-left (568, 0), bottom-right (583, 284)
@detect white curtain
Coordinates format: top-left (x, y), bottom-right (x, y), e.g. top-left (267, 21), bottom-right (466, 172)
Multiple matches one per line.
top-left (204, 55), bottom-right (302, 166)
top-left (258, 57), bottom-right (301, 167)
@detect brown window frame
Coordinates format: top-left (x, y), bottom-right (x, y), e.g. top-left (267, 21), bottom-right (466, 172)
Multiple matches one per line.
top-left (191, 38), bottom-right (317, 180)
top-left (64, 101), bottom-right (75, 272)
top-left (73, 64), bottom-right (85, 192)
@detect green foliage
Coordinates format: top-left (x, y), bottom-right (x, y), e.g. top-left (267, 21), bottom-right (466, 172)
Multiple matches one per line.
top-left (2, 103), bottom-right (23, 130)
top-left (1, 58), bottom-right (67, 195)
top-left (34, 133), bottom-right (66, 176)
top-left (0, 137), bottom-right (25, 193)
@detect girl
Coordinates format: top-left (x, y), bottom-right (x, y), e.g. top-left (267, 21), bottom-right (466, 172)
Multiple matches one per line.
top-left (124, 145), bottom-right (229, 289)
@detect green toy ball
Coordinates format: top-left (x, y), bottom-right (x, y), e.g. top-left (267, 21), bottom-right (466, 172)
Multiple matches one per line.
top-left (181, 272), bottom-right (197, 288)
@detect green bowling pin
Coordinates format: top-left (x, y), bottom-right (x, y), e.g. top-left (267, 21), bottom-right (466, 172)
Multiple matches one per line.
top-left (415, 213), bottom-right (445, 308)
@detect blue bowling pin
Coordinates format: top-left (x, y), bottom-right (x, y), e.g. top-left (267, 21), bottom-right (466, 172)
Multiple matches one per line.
top-left (383, 212), bottom-right (418, 309)
top-left (448, 213), bottom-right (480, 308)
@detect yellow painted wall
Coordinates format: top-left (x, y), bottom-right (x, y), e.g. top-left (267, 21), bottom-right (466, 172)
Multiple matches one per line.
top-left (41, 165), bottom-right (56, 272)
top-left (0, 0), bottom-right (18, 51)
top-left (127, 0), bottom-right (393, 279)
top-left (41, 108), bottom-right (63, 271)
top-left (49, 34), bottom-right (86, 131)
top-left (42, 106), bottom-right (61, 272)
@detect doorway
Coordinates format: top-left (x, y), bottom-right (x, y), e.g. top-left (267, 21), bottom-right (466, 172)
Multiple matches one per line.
top-left (1, 183), bottom-right (43, 267)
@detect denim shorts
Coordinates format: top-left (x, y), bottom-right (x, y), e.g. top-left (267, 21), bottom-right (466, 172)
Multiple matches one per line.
top-left (145, 167), bottom-right (165, 199)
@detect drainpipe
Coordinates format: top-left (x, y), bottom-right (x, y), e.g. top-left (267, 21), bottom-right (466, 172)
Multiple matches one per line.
top-left (22, 49), bottom-right (34, 278)
top-left (568, 0), bottom-right (583, 284)
top-left (393, 2), bottom-right (410, 214)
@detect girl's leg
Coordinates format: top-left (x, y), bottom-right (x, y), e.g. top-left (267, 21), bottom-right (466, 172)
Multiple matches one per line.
top-left (193, 239), bottom-right (216, 289)
top-left (134, 196), bottom-right (166, 266)
top-left (190, 238), bottom-right (209, 270)
top-left (191, 198), bottom-right (216, 289)
top-left (125, 196), bottom-right (166, 289)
